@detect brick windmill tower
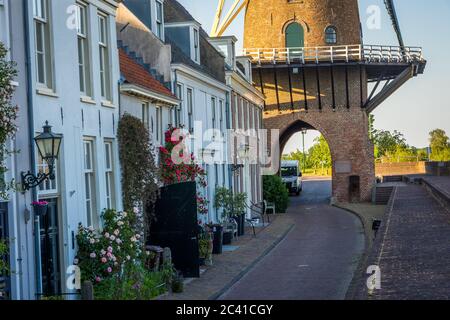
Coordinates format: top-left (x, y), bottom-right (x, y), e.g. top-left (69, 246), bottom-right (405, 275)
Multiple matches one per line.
top-left (213, 0), bottom-right (426, 202)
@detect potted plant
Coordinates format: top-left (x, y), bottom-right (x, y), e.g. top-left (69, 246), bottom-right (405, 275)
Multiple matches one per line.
top-left (214, 188), bottom-right (234, 245)
top-left (171, 271), bottom-right (184, 293)
top-left (198, 237), bottom-right (209, 266)
top-left (207, 223), bottom-right (223, 254)
top-left (232, 193), bottom-right (247, 237)
top-left (32, 201), bottom-right (49, 217)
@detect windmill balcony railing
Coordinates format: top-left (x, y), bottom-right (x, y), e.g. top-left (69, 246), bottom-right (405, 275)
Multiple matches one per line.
top-left (243, 44), bottom-right (424, 65)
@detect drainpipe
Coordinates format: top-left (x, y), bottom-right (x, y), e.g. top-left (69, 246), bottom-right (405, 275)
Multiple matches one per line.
top-left (23, 0), bottom-right (42, 299)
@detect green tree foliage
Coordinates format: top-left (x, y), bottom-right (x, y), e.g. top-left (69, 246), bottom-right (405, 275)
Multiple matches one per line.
top-left (0, 42), bottom-right (18, 200)
top-left (429, 129), bottom-right (450, 161)
top-left (263, 175), bottom-right (289, 213)
top-left (372, 130), bottom-right (407, 158)
top-left (214, 187), bottom-right (247, 220)
top-left (308, 135), bottom-right (331, 172)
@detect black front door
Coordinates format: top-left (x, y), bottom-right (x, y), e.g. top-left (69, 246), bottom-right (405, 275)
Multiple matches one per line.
top-left (0, 202), bottom-right (10, 300)
top-left (39, 198), bottom-right (61, 296)
top-left (149, 182), bottom-right (199, 278)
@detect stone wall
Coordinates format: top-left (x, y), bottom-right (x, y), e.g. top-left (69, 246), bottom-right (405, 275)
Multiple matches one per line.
top-left (375, 162), bottom-right (450, 177)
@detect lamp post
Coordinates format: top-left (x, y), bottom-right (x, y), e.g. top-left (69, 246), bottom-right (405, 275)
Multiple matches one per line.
top-left (301, 129), bottom-right (307, 173)
top-left (21, 121), bottom-right (63, 191)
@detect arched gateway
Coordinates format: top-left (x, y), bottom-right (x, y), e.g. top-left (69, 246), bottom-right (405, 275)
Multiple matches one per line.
top-left (242, 0), bottom-right (426, 202)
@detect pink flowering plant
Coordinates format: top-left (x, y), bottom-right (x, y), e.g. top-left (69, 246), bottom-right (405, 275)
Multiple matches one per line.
top-left (160, 126), bottom-right (209, 215)
top-left (75, 209), bottom-right (142, 284)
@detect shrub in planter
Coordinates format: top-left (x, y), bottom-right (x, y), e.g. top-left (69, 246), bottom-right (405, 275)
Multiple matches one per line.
top-left (0, 239), bottom-right (8, 276)
top-left (263, 175), bottom-right (289, 213)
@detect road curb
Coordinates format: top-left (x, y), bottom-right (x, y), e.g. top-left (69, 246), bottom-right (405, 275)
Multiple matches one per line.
top-left (211, 223), bottom-right (295, 300)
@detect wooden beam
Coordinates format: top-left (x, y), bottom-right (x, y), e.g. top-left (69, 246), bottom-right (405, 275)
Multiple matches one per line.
top-left (345, 65), bottom-right (350, 109)
top-left (211, 0), bottom-right (225, 36)
top-left (288, 67), bottom-right (294, 111)
top-left (273, 66), bottom-right (281, 112)
top-left (216, 0), bottom-right (249, 37)
top-left (258, 67), bottom-right (266, 110)
top-left (364, 74), bottom-right (384, 108)
top-left (316, 65), bottom-right (322, 110)
top-left (366, 66), bottom-right (414, 113)
top-left (302, 67), bottom-right (308, 111)
top-left (330, 66), bottom-right (336, 110)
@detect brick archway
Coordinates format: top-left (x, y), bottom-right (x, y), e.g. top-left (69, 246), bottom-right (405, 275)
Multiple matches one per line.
top-left (266, 108), bottom-right (375, 203)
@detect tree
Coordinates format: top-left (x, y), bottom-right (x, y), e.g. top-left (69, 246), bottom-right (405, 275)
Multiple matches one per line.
top-left (0, 42), bottom-right (18, 200)
top-left (429, 129), bottom-right (450, 161)
top-left (308, 135), bottom-right (331, 174)
top-left (263, 175), bottom-right (289, 214)
top-left (372, 130), bottom-right (407, 159)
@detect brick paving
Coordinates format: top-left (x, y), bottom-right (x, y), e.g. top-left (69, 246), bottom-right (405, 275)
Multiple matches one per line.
top-left (357, 183), bottom-right (450, 300)
top-left (157, 215), bottom-right (295, 300)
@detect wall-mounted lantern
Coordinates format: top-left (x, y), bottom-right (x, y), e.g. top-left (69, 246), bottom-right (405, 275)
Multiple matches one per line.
top-left (22, 121), bottom-right (62, 191)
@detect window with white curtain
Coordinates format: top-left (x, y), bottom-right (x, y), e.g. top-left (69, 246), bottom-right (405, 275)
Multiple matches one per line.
top-left (98, 13), bottom-right (111, 100)
top-left (104, 140), bottom-right (115, 210)
top-left (77, 3), bottom-right (92, 97)
top-left (83, 139), bottom-right (97, 228)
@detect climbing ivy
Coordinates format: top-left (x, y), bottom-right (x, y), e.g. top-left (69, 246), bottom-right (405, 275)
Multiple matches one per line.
top-left (117, 114), bottom-right (160, 237)
top-left (0, 42), bottom-right (18, 200)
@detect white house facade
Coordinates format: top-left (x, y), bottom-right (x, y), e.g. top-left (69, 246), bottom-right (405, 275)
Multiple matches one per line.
top-left (22, 0), bottom-right (122, 298)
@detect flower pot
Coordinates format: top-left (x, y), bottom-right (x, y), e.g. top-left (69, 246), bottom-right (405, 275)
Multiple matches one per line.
top-left (223, 231), bottom-right (233, 245)
top-left (32, 204), bottom-right (48, 217)
top-left (212, 225), bottom-right (223, 254)
top-left (233, 215), bottom-right (245, 237)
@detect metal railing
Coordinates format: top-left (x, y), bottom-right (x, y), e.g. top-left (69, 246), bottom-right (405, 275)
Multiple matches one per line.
top-left (242, 44), bottom-right (424, 65)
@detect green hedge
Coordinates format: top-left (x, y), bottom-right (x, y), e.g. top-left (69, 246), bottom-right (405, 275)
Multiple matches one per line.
top-left (263, 175), bottom-right (289, 213)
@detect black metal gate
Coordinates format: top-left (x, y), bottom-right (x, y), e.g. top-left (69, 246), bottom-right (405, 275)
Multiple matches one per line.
top-left (0, 202), bottom-right (10, 300)
top-left (149, 182), bottom-right (199, 278)
top-left (39, 198), bottom-right (61, 296)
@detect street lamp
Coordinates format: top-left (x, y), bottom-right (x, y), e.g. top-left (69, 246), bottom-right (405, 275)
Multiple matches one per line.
top-left (22, 121), bottom-right (63, 191)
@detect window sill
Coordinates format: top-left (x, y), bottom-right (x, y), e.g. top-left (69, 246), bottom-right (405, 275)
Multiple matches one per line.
top-left (80, 96), bottom-right (96, 105)
top-left (36, 87), bottom-right (58, 98)
top-left (101, 100), bottom-right (115, 108)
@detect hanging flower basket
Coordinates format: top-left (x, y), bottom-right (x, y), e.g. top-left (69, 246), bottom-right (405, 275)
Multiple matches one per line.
top-left (32, 201), bottom-right (49, 217)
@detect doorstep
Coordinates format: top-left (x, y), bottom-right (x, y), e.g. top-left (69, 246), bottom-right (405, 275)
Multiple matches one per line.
top-left (156, 215), bottom-right (294, 300)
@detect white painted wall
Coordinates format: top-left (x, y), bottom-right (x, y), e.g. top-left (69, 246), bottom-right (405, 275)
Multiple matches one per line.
top-left (24, 0), bottom-right (122, 296)
top-left (173, 65), bottom-right (230, 224)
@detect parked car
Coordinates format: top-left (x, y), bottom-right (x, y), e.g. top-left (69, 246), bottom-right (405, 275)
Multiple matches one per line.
top-left (280, 160), bottom-right (303, 195)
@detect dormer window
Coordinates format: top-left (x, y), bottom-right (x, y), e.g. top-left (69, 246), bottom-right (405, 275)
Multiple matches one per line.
top-left (155, 0), bottom-right (163, 39)
top-left (193, 28), bottom-right (199, 63)
top-left (325, 26), bottom-right (337, 44)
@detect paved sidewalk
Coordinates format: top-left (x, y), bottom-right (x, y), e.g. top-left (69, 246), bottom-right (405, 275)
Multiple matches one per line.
top-left (157, 215), bottom-right (295, 300)
top-left (422, 176), bottom-right (450, 201)
top-left (357, 184), bottom-right (450, 300)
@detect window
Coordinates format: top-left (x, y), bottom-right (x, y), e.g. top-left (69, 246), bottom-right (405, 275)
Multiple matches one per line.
top-left (77, 3), bottom-right (92, 96)
top-left (156, 107), bottom-right (162, 143)
top-left (325, 26), bottom-right (337, 44)
top-left (33, 0), bottom-right (53, 89)
top-left (37, 152), bottom-right (58, 195)
top-left (83, 139), bottom-right (97, 228)
top-left (187, 88), bottom-right (194, 133)
top-left (175, 83), bottom-right (183, 127)
top-left (104, 141), bottom-right (115, 210)
top-left (211, 97), bottom-right (216, 130)
top-left (155, 1), bottom-right (163, 39)
top-left (214, 164), bottom-right (219, 187)
top-left (219, 100), bottom-right (224, 133)
top-left (222, 164), bottom-right (226, 187)
top-left (98, 13), bottom-right (111, 100)
top-left (142, 102), bottom-right (150, 131)
top-left (193, 28), bottom-right (199, 62)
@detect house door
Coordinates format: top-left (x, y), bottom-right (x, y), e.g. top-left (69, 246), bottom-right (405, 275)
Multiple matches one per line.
top-left (0, 202), bottom-right (10, 300)
top-left (285, 22), bottom-right (304, 48)
top-left (39, 198), bottom-right (61, 296)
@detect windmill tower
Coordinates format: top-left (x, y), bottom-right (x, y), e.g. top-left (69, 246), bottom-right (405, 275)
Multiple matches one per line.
top-left (213, 0), bottom-right (426, 203)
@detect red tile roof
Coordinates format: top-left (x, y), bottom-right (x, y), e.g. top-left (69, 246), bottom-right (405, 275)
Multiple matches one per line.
top-left (119, 48), bottom-right (177, 100)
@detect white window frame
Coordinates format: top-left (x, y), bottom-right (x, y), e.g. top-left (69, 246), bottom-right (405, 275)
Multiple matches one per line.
top-left (211, 96), bottom-right (216, 131)
top-left (175, 83), bottom-right (183, 127)
top-left (104, 140), bottom-right (115, 210)
top-left (156, 106), bottom-right (162, 144)
top-left (192, 27), bottom-right (200, 63)
top-left (33, 0), bottom-right (53, 89)
top-left (37, 151), bottom-right (58, 196)
top-left (155, 0), bottom-right (164, 40)
top-left (187, 87), bottom-right (194, 133)
top-left (83, 138), bottom-right (98, 228)
top-left (141, 101), bottom-right (150, 131)
top-left (77, 2), bottom-right (92, 97)
top-left (98, 13), bottom-right (111, 101)
top-left (219, 99), bottom-right (224, 134)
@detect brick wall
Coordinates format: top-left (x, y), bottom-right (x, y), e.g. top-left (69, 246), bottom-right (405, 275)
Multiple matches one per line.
top-left (244, 0), bottom-right (361, 49)
top-left (375, 162), bottom-right (450, 177)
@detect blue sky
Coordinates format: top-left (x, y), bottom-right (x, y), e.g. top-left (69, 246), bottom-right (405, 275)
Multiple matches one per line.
top-left (178, 0), bottom-right (450, 153)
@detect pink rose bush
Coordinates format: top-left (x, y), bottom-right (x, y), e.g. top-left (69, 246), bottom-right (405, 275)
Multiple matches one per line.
top-left (75, 209), bottom-right (142, 284)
